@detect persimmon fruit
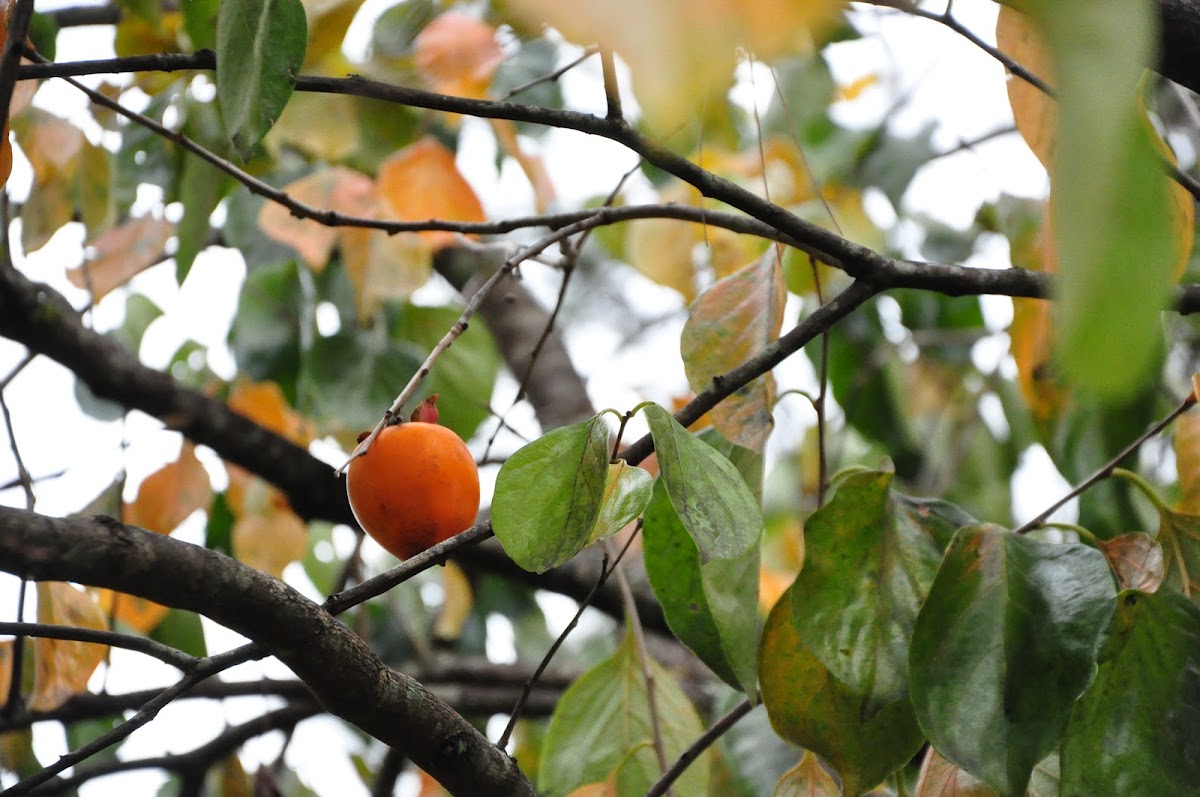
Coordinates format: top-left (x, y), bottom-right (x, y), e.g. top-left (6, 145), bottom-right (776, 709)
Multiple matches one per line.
top-left (346, 396), bottom-right (480, 559)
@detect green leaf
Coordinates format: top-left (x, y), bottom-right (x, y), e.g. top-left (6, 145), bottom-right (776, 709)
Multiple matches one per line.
top-left (761, 582), bottom-right (925, 797)
top-left (643, 403), bottom-right (763, 561)
top-left (216, 0), bottom-right (308, 160)
top-left (1154, 506), bottom-right (1200, 600)
top-left (492, 416), bottom-right (611, 573)
top-left (298, 330), bottom-right (423, 434)
top-left (790, 470), bottom-right (946, 705)
top-left (1060, 589), bottom-right (1200, 796)
top-left (588, 462), bottom-right (653, 545)
top-left (182, 0), bottom-right (220, 51)
top-left (228, 260), bottom-right (305, 402)
top-left (149, 609), bottom-right (208, 658)
top-left (204, 492), bottom-right (235, 557)
top-left (390, 304), bottom-right (501, 442)
top-left (28, 13), bottom-right (58, 61)
top-left (174, 100), bottom-right (233, 284)
top-left (1021, 0), bottom-right (1177, 400)
top-left (909, 525), bottom-right (1117, 796)
top-left (538, 629), bottom-right (709, 797)
top-left (643, 477), bottom-right (759, 693)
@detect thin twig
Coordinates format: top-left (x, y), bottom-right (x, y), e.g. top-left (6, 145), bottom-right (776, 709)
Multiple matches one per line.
top-left (0, 389), bottom-right (32, 509)
top-left (2, 579), bottom-right (28, 718)
top-left (0, 0), bottom-right (34, 125)
top-left (497, 527), bottom-right (640, 750)
top-left (0, 621), bottom-right (199, 671)
top-left (609, 539), bottom-right (671, 784)
top-left (1014, 392), bottom-right (1197, 533)
top-left (644, 698), bottom-right (755, 797)
top-left (500, 46), bottom-right (598, 101)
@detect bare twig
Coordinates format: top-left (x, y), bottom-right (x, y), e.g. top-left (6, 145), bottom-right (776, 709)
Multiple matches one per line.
top-left (500, 46), bottom-right (598, 101)
top-left (0, 621), bottom-right (199, 671)
top-left (1014, 392), bottom-right (1197, 533)
top-left (601, 48), bottom-right (623, 119)
top-left (644, 698), bottom-right (755, 797)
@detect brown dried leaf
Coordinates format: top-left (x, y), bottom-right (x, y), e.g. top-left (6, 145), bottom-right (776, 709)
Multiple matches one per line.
top-left (1099, 533), bottom-right (1164, 593)
top-left (30, 582), bottom-right (108, 711)
top-left (680, 249), bottom-right (785, 450)
top-left (124, 441), bottom-right (213, 535)
top-left (68, 215), bottom-right (175, 301)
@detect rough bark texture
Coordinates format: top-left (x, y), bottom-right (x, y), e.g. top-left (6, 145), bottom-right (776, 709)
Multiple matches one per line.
top-left (0, 507), bottom-right (535, 797)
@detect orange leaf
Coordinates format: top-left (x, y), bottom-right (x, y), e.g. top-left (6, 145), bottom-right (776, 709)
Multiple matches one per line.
top-left (91, 589), bottom-right (170, 635)
top-left (15, 110), bottom-right (84, 181)
top-left (996, 7), bottom-right (1056, 170)
top-left (0, 124), bottom-right (10, 189)
top-left (227, 380), bottom-right (314, 447)
top-left (414, 12), bottom-right (504, 101)
top-left (491, 118), bottom-right (556, 212)
top-left (339, 224), bottom-right (433, 320)
top-left (1099, 533), bottom-right (1164, 593)
top-left (258, 166), bottom-right (376, 271)
top-left (30, 583), bottom-right (108, 711)
top-left (125, 442), bottom-right (213, 535)
top-left (0, 640), bottom-right (11, 708)
top-left (680, 249), bottom-right (785, 451)
top-left (67, 215), bottom-right (175, 301)
top-left (432, 561), bottom-right (474, 642)
top-left (376, 137), bottom-right (486, 250)
top-left (914, 746), bottom-right (998, 797)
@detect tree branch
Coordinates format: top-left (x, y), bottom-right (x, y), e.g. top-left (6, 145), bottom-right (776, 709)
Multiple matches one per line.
top-left (0, 507), bottom-right (535, 797)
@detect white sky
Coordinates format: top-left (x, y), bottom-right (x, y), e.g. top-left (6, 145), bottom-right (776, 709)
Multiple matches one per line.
top-left (0, 2), bottom-right (1078, 794)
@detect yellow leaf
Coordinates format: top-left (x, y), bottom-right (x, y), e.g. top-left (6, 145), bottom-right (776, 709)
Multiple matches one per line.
top-left (414, 12), bottom-right (504, 101)
top-left (680, 249), bottom-right (785, 451)
top-left (1009, 203), bottom-right (1064, 422)
top-left (773, 751), bottom-right (841, 797)
top-left (491, 118), bottom-right (556, 212)
top-left (302, 0), bottom-right (366, 66)
top-left (67, 215), bottom-right (176, 301)
top-left (432, 561), bottom-right (474, 642)
top-left (625, 212), bottom-right (700, 302)
top-left (258, 166), bottom-right (376, 271)
top-left (914, 746), bottom-right (997, 797)
top-left (0, 640), bottom-right (11, 707)
top-left (567, 773), bottom-right (618, 797)
top-left (125, 442), bottom-right (213, 535)
top-left (14, 110), bottom-right (83, 181)
top-left (30, 582), bottom-right (109, 711)
top-left (268, 89), bottom-right (360, 163)
top-left (996, 6), bottom-right (1056, 170)
top-left (376, 137), bottom-right (486, 250)
top-left (506, 0), bottom-right (840, 133)
top-left (227, 380), bottom-right (314, 448)
top-left (233, 509), bottom-right (308, 579)
top-left (834, 73), bottom-right (880, 103)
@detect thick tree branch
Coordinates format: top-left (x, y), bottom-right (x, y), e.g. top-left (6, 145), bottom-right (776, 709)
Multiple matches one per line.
top-left (0, 507), bottom-right (535, 797)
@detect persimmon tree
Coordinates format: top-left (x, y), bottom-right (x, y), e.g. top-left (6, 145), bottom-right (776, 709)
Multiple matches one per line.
top-left (1, 0), bottom-right (1200, 795)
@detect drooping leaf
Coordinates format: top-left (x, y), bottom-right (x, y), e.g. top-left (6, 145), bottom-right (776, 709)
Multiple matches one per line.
top-left (790, 469), bottom-right (945, 705)
top-left (232, 509), bottom-right (309, 579)
top-left (492, 416), bottom-right (611, 573)
top-left (909, 525), bottom-right (1117, 796)
top-left (92, 588), bottom-right (170, 635)
top-left (229, 260), bottom-right (306, 399)
top-left (643, 403), bottom-right (763, 562)
top-left (258, 166), bottom-right (376, 271)
top-left (996, 7), bottom-right (1055, 169)
top-left (30, 583), bottom-right (109, 711)
top-left (1012, 1), bottom-right (1182, 399)
top-left (643, 477), bottom-right (759, 693)
top-left (538, 629), bottom-right (710, 797)
top-left (680, 249), bottom-right (785, 452)
top-left (303, 0), bottom-right (365, 66)
top-left (125, 442), bottom-right (213, 535)
top-left (227, 380), bottom-right (315, 447)
top-left (773, 751), bottom-right (841, 797)
top-left (216, 0), bottom-right (308, 159)
top-left (1060, 589), bottom-right (1200, 795)
top-left (761, 583), bottom-right (925, 797)
top-left (1174, 408), bottom-right (1200, 513)
top-left (182, 0), bottom-right (219, 51)
top-left (174, 99), bottom-right (233, 284)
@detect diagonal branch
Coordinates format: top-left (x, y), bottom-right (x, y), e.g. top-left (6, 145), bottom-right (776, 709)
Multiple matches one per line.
top-left (0, 506), bottom-right (535, 797)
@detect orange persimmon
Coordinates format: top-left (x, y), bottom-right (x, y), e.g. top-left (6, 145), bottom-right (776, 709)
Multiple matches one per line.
top-left (346, 396), bottom-right (480, 559)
